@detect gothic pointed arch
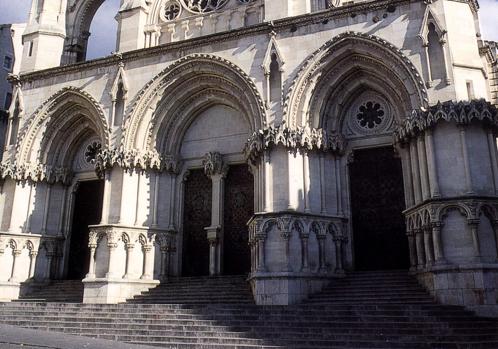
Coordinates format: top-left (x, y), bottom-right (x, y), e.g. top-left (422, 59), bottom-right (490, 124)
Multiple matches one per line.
top-left (283, 32), bottom-right (428, 130)
top-left (16, 87), bottom-right (111, 168)
top-left (122, 53), bottom-right (266, 156)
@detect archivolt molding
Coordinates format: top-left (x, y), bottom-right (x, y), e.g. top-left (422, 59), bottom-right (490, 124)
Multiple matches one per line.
top-left (394, 99), bottom-right (498, 144)
top-left (122, 53), bottom-right (266, 153)
top-left (283, 31), bottom-right (428, 128)
top-left (16, 86), bottom-right (111, 166)
top-left (244, 124), bottom-right (346, 165)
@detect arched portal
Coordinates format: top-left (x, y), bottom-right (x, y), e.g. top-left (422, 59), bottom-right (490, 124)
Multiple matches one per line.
top-left (125, 55), bottom-right (265, 277)
top-left (290, 33), bottom-right (427, 271)
top-left (17, 87), bottom-right (110, 280)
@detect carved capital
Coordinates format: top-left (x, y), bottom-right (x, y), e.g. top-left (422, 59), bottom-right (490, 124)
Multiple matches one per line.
top-left (203, 152), bottom-right (228, 178)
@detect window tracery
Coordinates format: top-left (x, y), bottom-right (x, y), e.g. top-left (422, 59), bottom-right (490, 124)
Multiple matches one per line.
top-left (180, 0), bottom-right (230, 13)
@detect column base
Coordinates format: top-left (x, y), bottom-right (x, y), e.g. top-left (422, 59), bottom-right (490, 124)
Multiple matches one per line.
top-left (82, 278), bottom-right (159, 304)
top-left (0, 282), bottom-right (21, 302)
top-left (248, 272), bottom-right (344, 305)
top-left (416, 264), bottom-right (498, 317)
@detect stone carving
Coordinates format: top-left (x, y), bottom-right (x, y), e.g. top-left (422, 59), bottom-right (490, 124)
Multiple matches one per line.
top-left (395, 100), bottom-right (498, 143)
top-left (95, 149), bottom-right (181, 175)
top-left (181, 0), bottom-right (229, 13)
top-left (203, 152), bottom-right (228, 177)
top-left (244, 124), bottom-right (346, 165)
top-left (0, 162), bottom-right (73, 185)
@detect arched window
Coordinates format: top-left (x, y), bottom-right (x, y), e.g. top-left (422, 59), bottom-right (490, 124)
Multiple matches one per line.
top-left (269, 53), bottom-right (282, 105)
top-left (113, 82), bottom-right (125, 126)
top-left (427, 23), bottom-right (446, 81)
top-left (7, 101), bottom-right (20, 146)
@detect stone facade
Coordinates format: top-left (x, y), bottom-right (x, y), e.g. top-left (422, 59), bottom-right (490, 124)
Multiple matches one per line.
top-left (1, 0), bottom-right (498, 316)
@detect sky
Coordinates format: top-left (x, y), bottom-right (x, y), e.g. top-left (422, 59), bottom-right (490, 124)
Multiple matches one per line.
top-left (0, 0), bottom-right (497, 60)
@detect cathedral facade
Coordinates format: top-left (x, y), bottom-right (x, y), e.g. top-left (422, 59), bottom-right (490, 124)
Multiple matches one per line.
top-left (1, 0), bottom-right (498, 316)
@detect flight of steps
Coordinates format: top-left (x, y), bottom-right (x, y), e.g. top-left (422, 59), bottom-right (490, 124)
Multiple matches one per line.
top-left (1, 270), bottom-right (498, 348)
top-left (14, 280), bottom-right (84, 303)
top-left (128, 275), bottom-right (254, 304)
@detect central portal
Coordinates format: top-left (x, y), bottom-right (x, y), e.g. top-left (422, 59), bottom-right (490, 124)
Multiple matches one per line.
top-left (349, 146), bottom-right (409, 271)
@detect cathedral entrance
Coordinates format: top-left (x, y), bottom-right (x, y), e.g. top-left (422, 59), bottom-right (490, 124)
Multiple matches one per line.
top-left (223, 164), bottom-right (254, 275)
top-left (67, 180), bottom-right (104, 280)
top-left (349, 146), bottom-right (410, 271)
top-left (182, 169), bottom-right (212, 276)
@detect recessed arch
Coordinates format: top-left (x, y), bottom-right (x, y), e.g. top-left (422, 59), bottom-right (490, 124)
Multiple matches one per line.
top-left (283, 32), bottom-right (428, 129)
top-left (122, 54), bottom-right (266, 156)
top-left (16, 87), bottom-right (111, 167)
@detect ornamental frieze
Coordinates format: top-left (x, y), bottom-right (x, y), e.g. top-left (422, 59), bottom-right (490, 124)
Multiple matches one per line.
top-left (0, 162), bottom-right (73, 185)
top-left (394, 99), bottom-right (498, 143)
top-left (95, 149), bottom-right (181, 175)
top-left (244, 124), bottom-right (347, 164)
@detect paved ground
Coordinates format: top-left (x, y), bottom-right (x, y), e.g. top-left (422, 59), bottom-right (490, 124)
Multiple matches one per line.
top-left (0, 325), bottom-right (157, 349)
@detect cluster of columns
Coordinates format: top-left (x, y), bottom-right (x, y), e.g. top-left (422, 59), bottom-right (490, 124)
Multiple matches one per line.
top-left (406, 222), bottom-right (445, 270)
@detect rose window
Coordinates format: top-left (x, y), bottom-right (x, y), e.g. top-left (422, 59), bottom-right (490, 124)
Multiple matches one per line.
top-left (356, 101), bottom-right (385, 129)
top-left (84, 142), bottom-right (102, 164)
top-left (164, 1), bottom-right (182, 20)
top-left (181, 0), bottom-right (229, 13)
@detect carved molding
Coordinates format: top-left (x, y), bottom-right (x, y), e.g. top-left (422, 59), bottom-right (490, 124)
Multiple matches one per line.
top-left (244, 124), bottom-right (346, 165)
top-left (394, 99), bottom-right (498, 144)
top-left (0, 162), bottom-right (73, 185)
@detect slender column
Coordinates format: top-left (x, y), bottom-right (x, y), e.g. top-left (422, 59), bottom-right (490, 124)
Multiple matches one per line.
top-left (320, 154), bottom-right (327, 214)
top-left (334, 237), bottom-right (344, 274)
top-left (124, 243), bottom-right (134, 279)
top-left (425, 130), bottom-right (441, 198)
top-left (141, 245), bottom-right (153, 280)
top-left (28, 251), bottom-right (38, 279)
top-left (423, 226), bottom-right (434, 268)
top-left (486, 130), bottom-right (498, 195)
top-left (152, 174), bottom-right (160, 228)
top-left (432, 223), bottom-right (446, 264)
top-left (441, 40), bottom-right (453, 85)
top-left (160, 247), bottom-right (170, 281)
top-left (459, 126), bottom-right (474, 194)
top-left (86, 244), bottom-right (97, 279)
top-left (208, 237), bottom-right (218, 276)
top-left (168, 174), bottom-right (177, 230)
top-left (256, 235), bottom-right (267, 272)
top-left (407, 231), bottom-right (417, 271)
top-left (417, 136), bottom-right (431, 201)
top-left (45, 253), bottom-right (53, 281)
top-left (468, 220), bottom-right (481, 260)
top-left (9, 250), bottom-right (22, 282)
top-left (402, 147), bottom-right (415, 207)
top-left (106, 240), bottom-right (119, 279)
top-left (415, 229), bottom-right (426, 269)
top-left (301, 234), bottom-right (310, 272)
top-left (335, 156), bottom-right (343, 215)
top-left (24, 184), bottom-right (35, 233)
top-left (303, 152), bottom-right (311, 213)
top-left (317, 235), bottom-right (327, 273)
top-left (41, 185), bottom-right (51, 234)
top-left (493, 222), bottom-right (498, 262)
top-left (263, 152), bottom-right (271, 212)
top-left (58, 186), bottom-right (68, 237)
top-left (423, 44), bottom-right (433, 85)
top-left (101, 170), bottom-right (112, 224)
top-left (410, 141), bottom-right (422, 204)
top-left (281, 230), bottom-right (291, 272)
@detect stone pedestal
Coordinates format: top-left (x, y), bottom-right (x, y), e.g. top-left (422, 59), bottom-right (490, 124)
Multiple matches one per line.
top-left (82, 278), bottom-right (159, 304)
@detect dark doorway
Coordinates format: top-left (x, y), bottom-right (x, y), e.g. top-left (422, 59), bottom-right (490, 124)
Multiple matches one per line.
top-left (223, 164), bottom-right (254, 275)
top-left (182, 169), bottom-right (212, 276)
top-left (67, 180), bottom-right (104, 280)
top-left (349, 146), bottom-right (409, 271)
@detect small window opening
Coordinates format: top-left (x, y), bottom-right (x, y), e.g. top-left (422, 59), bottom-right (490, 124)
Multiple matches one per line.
top-left (113, 82), bottom-right (125, 126)
top-left (269, 53), bottom-right (281, 104)
top-left (3, 56), bottom-right (13, 70)
top-left (8, 101), bottom-right (20, 146)
top-left (466, 81), bottom-right (475, 100)
top-left (28, 41), bottom-right (34, 57)
top-left (427, 23), bottom-right (445, 81)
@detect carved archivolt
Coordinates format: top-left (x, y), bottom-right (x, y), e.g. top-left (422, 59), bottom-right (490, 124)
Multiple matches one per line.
top-left (122, 53), bottom-right (266, 155)
top-left (15, 87), bottom-right (111, 166)
top-left (394, 100), bottom-right (498, 144)
top-left (283, 31), bottom-right (428, 129)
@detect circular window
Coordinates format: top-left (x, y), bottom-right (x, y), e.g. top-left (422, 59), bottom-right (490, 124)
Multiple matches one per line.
top-left (164, 1), bottom-right (182, 20)
top-left (84, 142), bottom-right (102, 164)
top-left (181, 0), bottom-right (229, 13)
top-left (356, 101), bottom-right (385, 129)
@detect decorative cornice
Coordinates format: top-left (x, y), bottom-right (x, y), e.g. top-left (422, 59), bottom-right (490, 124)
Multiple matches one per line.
top-left (244, 124), bottom-right (346, 164)
top-left (18, 0), bottom-right (419, 83)
top-left (95, 148), bottom-right (181, 175)
top-left (0, 162), bottom-right (73, 185)
top-left (394, 99), bottom-right (498, 143)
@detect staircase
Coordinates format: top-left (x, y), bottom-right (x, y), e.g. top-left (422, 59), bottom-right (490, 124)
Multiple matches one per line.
top-left (15, 280), bottom-right (84, 303)
top-left (1, 271), bottom-right (498, 348)
top-left (128, 275), bottom-right (254, 304)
